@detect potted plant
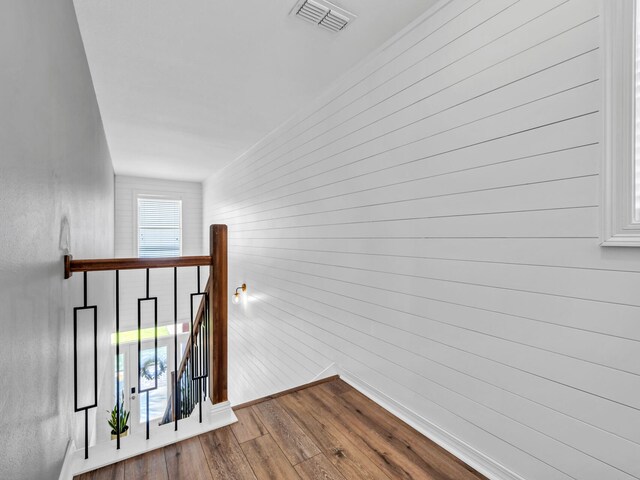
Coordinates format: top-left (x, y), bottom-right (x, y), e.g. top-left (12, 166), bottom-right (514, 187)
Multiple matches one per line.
top-left (108, 401), bottom-right (130, 440)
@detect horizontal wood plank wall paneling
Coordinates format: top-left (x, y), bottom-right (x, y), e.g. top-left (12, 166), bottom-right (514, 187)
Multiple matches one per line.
top-left (115, 176), bottom-right (203, 330)
top-left (204, 0), bottom-right (640, 478)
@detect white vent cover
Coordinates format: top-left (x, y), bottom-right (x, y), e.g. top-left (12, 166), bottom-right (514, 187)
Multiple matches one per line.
top-left (291, 0), bottom-right (355, 32)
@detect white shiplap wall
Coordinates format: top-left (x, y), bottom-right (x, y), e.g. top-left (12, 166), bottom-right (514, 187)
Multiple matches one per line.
top-left (115, 176), bottom-right (203, 329)
top-left (204, 1), bottom-right (640, 479)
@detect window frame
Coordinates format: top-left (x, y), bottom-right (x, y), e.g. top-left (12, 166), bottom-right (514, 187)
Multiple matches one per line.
top-left (134, 192), bottom-right (183, 258)
top-left (602, 0), bottom-right (640, 246)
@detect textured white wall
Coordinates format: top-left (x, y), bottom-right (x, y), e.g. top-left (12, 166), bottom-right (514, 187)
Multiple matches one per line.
top-left (204, 1), bottom-right (640, 479)
top-left (0, 1), bottom-right (115, 479)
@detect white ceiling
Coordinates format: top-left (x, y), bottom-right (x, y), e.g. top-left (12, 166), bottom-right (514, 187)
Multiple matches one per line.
top-left (73, 0), bottom-right (437, 182)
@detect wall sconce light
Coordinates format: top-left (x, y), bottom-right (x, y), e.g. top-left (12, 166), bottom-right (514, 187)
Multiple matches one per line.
top-left (233, 283), bottom-right (247, 304)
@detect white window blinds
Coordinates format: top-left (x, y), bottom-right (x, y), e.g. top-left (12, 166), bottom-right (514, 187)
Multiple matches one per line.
top-left (137, 197), bottom-right (182, 258)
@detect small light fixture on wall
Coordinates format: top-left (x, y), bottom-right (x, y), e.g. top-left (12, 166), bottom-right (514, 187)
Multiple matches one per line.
top-left (232, 283), bottom-right (247, 304)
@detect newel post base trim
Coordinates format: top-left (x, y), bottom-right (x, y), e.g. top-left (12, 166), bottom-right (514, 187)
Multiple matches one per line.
top-left (60, 401), bottom-right (237, 480)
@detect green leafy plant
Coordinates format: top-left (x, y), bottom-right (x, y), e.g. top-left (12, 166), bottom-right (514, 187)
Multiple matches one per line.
top-left (107, 401), bottom-right (130, 435)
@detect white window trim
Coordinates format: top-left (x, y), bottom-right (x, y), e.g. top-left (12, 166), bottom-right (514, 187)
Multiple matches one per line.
top-left (602, 0), bottom-right (640, 246)
top-left (134, 192), bottom-right (183, 257)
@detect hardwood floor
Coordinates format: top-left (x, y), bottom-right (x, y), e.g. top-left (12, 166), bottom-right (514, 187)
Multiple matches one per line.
top-left (75, 379), bottom-right (488, 480)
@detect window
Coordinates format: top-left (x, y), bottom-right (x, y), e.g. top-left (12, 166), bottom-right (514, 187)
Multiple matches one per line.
top-left (602, 0), bottom-right (640, 245)
top-left (137, 197), bottom-right (182, 257)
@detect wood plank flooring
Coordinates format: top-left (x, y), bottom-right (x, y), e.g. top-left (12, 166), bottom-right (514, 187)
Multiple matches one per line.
top-left (75, 379), bottom-right (488, 480)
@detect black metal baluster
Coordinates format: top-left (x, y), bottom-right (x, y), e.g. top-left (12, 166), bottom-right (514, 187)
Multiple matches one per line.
top-left (189, 281), bottom-right (194, 419)
top-left (206, 287), bottom-right (210, 398)
top-left (189, 266), bottom-right (207, 423)
top-left (179, 374), bottom-right (182, 419)
top-left (92, 273), bottom-right (97, 452)
top-left (84, 408), bottom-right (88, 459)
top-left (177, 374), bottom-right (180, 419)
top-left (205, 293), bottom-right (210, 397)
top-left (173, 267), bottom-right (178, 430)
top-left (73, 271), bottom-right (98, 460)
top-left (138, 268), bottom-right (158, 440)
top-left (197, 342), bottom-right (202, 423)
top-left (202, 320), bottom-right (206, 400)
top-left (153, 270), bottom-right (158, 437)
top-left (115, 271), bottom-right (120, 450)
top-left (190, 279), bottom-right (195, 418)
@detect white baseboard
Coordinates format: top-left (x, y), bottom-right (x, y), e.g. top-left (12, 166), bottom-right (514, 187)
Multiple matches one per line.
top-left (58, 439), bottom-right (76, 480)
top-left (312, 362), bottom-right (338, 381)
top-left (338, 368), bottom-right (525, 480)
top-left (60, 400), bottom-right (237, 479)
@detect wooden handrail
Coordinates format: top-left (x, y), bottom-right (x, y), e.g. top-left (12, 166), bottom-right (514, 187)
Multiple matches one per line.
top-left (64, 255), bottom-right (211, 278)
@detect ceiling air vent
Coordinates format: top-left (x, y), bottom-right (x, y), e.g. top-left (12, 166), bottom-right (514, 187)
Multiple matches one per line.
top-left (291, 0), bottom-right (356, 32)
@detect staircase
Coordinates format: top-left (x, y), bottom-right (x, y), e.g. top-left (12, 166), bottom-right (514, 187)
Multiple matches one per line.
top-left (61, 225), bottom-right (234, 478)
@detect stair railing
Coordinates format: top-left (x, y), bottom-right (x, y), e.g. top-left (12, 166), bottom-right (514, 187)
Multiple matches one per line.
top-left (64, 224), bottom-right (228, 460)
top-left (160, 276), bottom-right (210, 426)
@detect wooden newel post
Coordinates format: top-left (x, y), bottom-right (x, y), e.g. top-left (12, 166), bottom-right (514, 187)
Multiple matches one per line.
top-left (209, 224), bottom-right (228, 404)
